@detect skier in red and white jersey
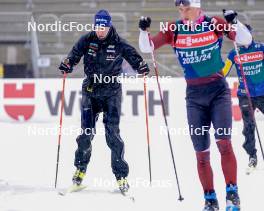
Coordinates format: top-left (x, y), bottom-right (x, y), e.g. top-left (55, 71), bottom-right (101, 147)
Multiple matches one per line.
top-left (138, 0), bottom-right (252, 210)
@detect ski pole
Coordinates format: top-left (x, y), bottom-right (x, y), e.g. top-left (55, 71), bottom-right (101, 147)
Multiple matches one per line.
top-left (147, 33), bottom-right (184, 201)
top-left (143, 73), bottom-right (152, 185)
top-left (233, 41), bottom-right (264, 161)
top-left (55, 72), bottom-right (67, 188)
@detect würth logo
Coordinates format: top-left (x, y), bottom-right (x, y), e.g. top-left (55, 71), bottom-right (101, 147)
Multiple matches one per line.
top-left (174, 31), bottom-right (218, 48)
top-left (3, 83), bottom-right (35, 121)
top-left (235, 51), bottom-right (264, 64)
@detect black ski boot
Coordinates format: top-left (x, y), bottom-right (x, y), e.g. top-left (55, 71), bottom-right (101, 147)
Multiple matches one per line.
top-left (72, 169), bottom-right (86, 186)
top-left (226, 184), bottom-right (240, 211)
top-left (117, 177), bottom-right (130, 194)
top-left (249, 154), bottom-right (258, 168)
top-left (203, 191), bottom-right (219, 211)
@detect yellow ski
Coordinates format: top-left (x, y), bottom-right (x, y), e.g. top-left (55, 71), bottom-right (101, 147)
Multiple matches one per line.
top-left (58, 184), bottom-right (87, 196)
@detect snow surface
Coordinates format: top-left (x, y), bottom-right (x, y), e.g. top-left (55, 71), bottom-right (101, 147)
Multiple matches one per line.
top-left (0, 114), bottom-right (263, 211)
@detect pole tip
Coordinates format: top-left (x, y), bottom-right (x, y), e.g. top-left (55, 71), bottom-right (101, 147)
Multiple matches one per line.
top-left (178, 195), bottom-right (184, 201)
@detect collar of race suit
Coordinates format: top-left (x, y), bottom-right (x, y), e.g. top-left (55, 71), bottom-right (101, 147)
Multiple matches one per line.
top-left (93, 26), bottom-right (120, 45)
top-left (239, 40), bottom-right (255, 49)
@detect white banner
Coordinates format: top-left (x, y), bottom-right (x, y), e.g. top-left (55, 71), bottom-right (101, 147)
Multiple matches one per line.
top-left (0, 78), bottom-right (263, 123)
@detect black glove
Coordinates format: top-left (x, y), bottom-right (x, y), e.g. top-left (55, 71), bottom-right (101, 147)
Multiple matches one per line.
top-left (138, 61), bottom-right (150, 75)
top-left (223, 9), bottom-right (238, 24)
top-left (59, 58), bottom-right (73, 74)
top-left (139, 16), bottom-right (151, 31)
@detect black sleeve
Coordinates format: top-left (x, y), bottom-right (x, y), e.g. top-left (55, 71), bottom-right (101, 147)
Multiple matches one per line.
top-left (67, 33), bottom-right (89, 66)
top-left (120, 38), bottom-right (144, 71)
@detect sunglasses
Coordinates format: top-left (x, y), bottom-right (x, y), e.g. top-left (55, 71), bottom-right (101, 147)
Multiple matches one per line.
top-left (175, 0), bottom-right (191, 7)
